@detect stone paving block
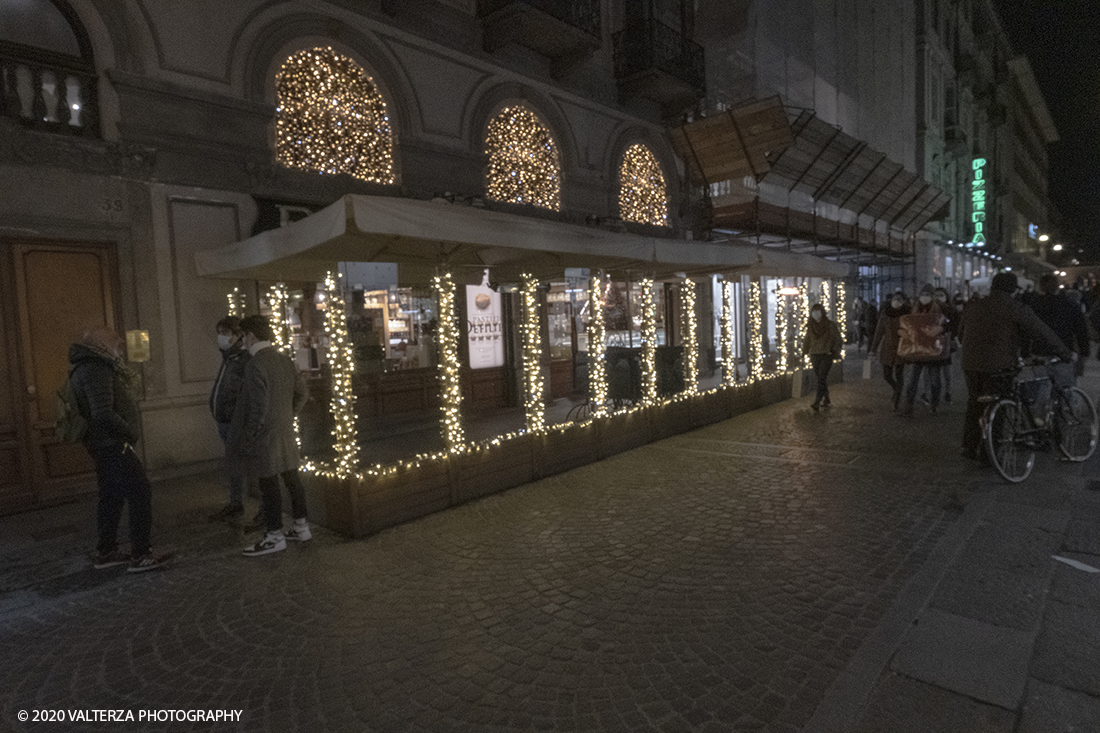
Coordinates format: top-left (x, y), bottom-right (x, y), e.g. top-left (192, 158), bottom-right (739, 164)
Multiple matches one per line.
top-left (1018, 679), bottom-right (1100, 733)
top-left (930, 562), bottom-right (1050, 630)
top-left (851, 671), bottom-right (1015, 733)
top-left (1031, 600), bottom-right (1100, 696)
top-left (1048, 554), bottom-right (1100, 610)
top-left (983, 503), bottom-right (1070, 534)
top-left (1062, 517), bottom-right (1100, 555)
top-left (890, 609), bottom-right (1034, 709)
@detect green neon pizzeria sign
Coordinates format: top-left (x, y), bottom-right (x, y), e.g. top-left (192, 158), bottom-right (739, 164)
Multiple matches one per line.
top-left (971, 157), bottom-right (987, 247)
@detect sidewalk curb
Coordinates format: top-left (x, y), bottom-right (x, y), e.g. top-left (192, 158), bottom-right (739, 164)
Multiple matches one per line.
top-left (803, 480), bottom-right (997, 733)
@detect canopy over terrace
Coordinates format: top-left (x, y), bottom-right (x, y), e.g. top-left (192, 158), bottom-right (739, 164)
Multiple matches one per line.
top-left (670, 97), bottom-right (950, 262)
top-left (194, 194), bottom-right (850, 282)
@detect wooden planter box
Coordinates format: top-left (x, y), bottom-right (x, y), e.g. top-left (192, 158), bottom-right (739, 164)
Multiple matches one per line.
top-left (597, 409), bottom-right (652, 459)
top-left (535, 422), bottom-right (599, 478)
top-left (454, 434), bottom-right (535, 504)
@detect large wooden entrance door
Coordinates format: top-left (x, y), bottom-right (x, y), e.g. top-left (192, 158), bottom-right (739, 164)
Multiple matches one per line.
top-left (0, 240), bottom-right (120, 514)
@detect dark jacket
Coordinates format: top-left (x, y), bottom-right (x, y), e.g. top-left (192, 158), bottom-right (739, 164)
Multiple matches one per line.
top-left (961, 291), bottom-right (1072, 373)
top-left (1027, 292), bottom-right (1089, 356)
top-left (871, 302), bottom-right (907, 367)
top-left (228, 345), bottom-right (309, 476)
top-left (209, 343), bottom-right (249, 424)
top-left (802, 317), bottom-right (843, 357)
top-left (68, 343), bottom-right (141, 450)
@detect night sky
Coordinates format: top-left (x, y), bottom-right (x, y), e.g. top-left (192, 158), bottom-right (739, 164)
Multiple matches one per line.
top-left (994, 0), bottom-right (1100, 262)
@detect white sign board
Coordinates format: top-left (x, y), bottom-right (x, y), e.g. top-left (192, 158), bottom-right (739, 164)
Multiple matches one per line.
top-left (466, 280), bottom-right (504, 369)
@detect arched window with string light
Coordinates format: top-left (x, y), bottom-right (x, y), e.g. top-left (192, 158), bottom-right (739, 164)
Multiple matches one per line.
top-left (275, 47), bottom-right (394, 184)
top-left (484, 105), bottom-right (561, 211)
top-left (618, 143), bottom-right (669, 227)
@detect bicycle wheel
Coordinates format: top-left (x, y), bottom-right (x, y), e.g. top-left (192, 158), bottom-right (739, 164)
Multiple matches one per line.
top-left (1053, 387), bottom-right (1099, 461)
top-left (983, 399), bottom-right (1035, 482)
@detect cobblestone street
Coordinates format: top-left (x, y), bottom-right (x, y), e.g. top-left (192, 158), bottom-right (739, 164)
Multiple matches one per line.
top-left (1, 358), bottom-right (1098, 732)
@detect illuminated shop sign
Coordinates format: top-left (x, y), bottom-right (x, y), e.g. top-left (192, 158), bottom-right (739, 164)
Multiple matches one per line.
top-left (970, 157), bottom-right (987, 247)
top-left (466, 270), bottom-right (504, 369)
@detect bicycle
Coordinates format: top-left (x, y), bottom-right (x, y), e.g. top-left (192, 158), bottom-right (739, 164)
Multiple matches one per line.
top-left (980, 358), bottom-right (1099, 482)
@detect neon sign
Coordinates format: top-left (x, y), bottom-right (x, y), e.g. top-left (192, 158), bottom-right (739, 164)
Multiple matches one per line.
top-left (971, 157), bottom-right (987, 247)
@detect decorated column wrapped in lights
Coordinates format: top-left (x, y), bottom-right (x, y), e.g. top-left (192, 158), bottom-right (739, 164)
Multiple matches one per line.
top-left (748, 280), bottom-right (764, 382)
top-left (227, 286), bottom-right (246, 318)
top-left (721, 280), bottom-right (736, 387)
top-left (799, 281), bottom-right (811, 368)
top-left (640, 278), bottom-right (658, 405)
top-left (432, 272), bottom-right (466, 452)
top-left (323, 271), bottom-right (358, 477)
top-left (820, 280), bottom-right (831, 322)
top-left (588, 275), bottom-right (609, 417)
top-left (776, 292), bottom-right (789, 373)
top-left (267, 283), bottom-right (292, 357)
top-left (681, 279), bottom-right (699, 394)
top-left (520, 274), bottom-right (546, 432)
top-left (836, 282), bottom-right (847, 359)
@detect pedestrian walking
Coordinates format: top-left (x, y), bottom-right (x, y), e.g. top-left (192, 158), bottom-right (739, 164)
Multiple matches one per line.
top-left (1027, 273), bottom-right (1089, 388)
top-left (899, 284), bottom-right (946, 416)
top-left (932, 287), bottom-right (957, 403)
top-left (802, 302), bottom-right (843, 412)
top-left (871, 292), bottom-right (908, 410)
top-left (230, 316), bottom-right (312, 556)
top-left (960, 272), bottom-right (1073, 461)
top-left (208, 316), bottom-right (251, 522)
top-left (69, 326), bottom-right (169, 572)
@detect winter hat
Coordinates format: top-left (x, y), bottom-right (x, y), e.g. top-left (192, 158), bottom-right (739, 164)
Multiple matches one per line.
top-left (918, 283), bottom-right (934, 296)
top-left (991, 272), bottom-right (1018, 294)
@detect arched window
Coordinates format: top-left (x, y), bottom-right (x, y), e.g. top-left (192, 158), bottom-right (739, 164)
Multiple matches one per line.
top-left (275, 47), bottom-right (394, 184)
top-left (485, 105), bottom-right (561, 211)
top-left (0, 0), bottom-right (97, 134)
top-left (618, 144), bottom-right (668, 226)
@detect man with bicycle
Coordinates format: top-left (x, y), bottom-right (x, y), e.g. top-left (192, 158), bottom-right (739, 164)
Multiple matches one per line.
top-left (959, 272), bottom-right (1074, 461)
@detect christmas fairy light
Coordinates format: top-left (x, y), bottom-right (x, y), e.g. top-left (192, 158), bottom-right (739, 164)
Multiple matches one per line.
top-left (836, 282), bottom-right (847, 360)
top-left (681, 279), bottom-right (698, 394)
top-left (820, 280), bottom-right (831, 321)
top-left (721, 280), bottom-right (736, 387)
top-left (776, 291), bottom-right (789, 373)
top-left (267, 283), bottom-right (292, 356)
top-left (521, 273), bottom-right (546, 432)
top-left (227, 286), bottom-right (246, 317)
top-left (619, 143), bottom-right (669, 226)
top-left (433, 272), bottom-right (465, 452)
top-left (799, 281), bottom-right (810, 368)
top-left (640, 278), bottom-right (658, 405)
top-left (748, 280), bottom-right (764, 382)
top-left (485, 106), bottom-right (561, 210)
top-left (323, 271), bottom-right (358, 477)
top-left (275, 47), bottom-right (394, 183)
top-left (588, 275), bottom-right (609, 417)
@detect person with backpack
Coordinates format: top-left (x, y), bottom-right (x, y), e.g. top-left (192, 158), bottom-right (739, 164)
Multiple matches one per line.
top-left (68, 326), bottom-right (169, 572)
top-left (208, 316), bottom-right (251, 522)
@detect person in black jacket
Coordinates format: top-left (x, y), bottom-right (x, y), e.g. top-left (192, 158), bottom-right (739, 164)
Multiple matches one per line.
top-left (69, 326), bottom-right (168, 572)
top-left (1028, 274), bottom-right (1089, 387)
top-left (208, 316), bottom-right (251, 521)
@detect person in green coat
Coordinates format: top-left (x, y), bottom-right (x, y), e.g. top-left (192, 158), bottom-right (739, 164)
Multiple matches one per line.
top-left (802, 303), bottom-right (843, 411)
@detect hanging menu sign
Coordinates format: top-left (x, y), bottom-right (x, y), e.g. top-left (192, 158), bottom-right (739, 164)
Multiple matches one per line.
top-left (466, 273), bottom-right (504, 369)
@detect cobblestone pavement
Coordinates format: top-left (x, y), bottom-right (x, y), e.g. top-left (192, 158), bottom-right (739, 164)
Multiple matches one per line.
top-left (0, 356), bottom-right (1096, 732)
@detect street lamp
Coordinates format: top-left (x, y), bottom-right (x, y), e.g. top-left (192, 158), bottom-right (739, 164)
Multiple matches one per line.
top-left (1039, 234), bottom-right (1050, 242)
top-left (1052, 244), bottom-right (1063, 251)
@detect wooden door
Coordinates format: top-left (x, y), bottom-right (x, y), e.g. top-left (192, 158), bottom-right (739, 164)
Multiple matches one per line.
top-left (0, 241), bottom-right (119, 512)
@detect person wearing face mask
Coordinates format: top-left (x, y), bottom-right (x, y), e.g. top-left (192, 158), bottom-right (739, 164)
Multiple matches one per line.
top-left (208, 316), bottom-right (251, 521)
top-left (230, 315), bottom-right (311, 556)
top-left (802, 302), bottom-right (843, 411)
top-left (871, 292), bottom-right (908, 410)
top-left (899, 284), bottom-right (946, 417)
top-left (928, 287), bottom-right (957, 404)
top-left (69, 325), bottom-right (170, 573)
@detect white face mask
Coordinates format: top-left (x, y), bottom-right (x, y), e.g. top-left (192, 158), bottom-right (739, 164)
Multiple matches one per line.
top-left (891, 299), bottom-right (903, 309)
top-left (935, 294), bottom-right (947, 303)
top-left (217, 334), bottom-right (232, 351)
top-left (811, 311), bottom-right (823, 321)
top-left (919, 294), bottom-right (932, 304)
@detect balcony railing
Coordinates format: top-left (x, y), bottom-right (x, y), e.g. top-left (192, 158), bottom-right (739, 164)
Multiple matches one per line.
top-left (613, 19), bottom-right (705, 104)
top-left (0, 42), bottom-right (97, 136)
top-left (477, 0), bottom-right (601, 40)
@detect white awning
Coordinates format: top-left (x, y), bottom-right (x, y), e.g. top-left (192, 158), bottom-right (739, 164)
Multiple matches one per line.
top-left (194, 194), bottom-right (850, 283)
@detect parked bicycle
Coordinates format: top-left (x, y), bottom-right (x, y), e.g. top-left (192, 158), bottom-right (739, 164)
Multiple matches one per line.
top-left (980, 358), bottom-right (1099, 482)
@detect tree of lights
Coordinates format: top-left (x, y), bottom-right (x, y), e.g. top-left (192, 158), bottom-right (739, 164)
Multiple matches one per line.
top-left (485, 106), bottom-right (561, 211)
top-left (275, 47), bottom-right (394, 184)
top-left (619, 144), bottom-right (668, 226)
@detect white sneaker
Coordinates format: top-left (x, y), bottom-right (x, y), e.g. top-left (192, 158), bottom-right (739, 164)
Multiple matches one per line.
top-left (243, 532), bottom-right (286, 556)
top-left (285, 521), bottom-right (312, 542)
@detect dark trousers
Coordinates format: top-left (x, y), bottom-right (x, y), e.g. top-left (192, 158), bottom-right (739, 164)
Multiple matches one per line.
top-left (259, 469), bottom-right (308, 533)
top-left (882, 363), bottom-right (905, 407)
top-left (93, 443), bottom-right (152, 557)
top-left (905, 362), bottom-right (942, 409)
top-left (216, 421), bottom-right (245, 506)
top-left (963, 371), bottom-right (1013, 455)
top-left (810, 354), bottom-right (833, 404)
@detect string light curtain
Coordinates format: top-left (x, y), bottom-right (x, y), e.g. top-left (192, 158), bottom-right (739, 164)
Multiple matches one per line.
top-left (721, 280), bottom-right (736, 387)
top-left (322, 272), bottom-right (358, 477)
top-left (619, 144), bottom-right (668, 226)
top-left (681, 279), bottom-right (698, 395)
top-left (640, 279), bottom-right (658, 405)
top-left (520, 274), bottom-right (546, 432)
top-left (776, 294), bottom-right (789, 373)
top-left (799, 281), bottom-right (810, 368)
top-left (748, 280), bottom-right (764, 382)
top-left (433, 273), bottom-right (466, 452)
top-left (588, 276), bottom-right (609, 417)
top-left (836, 282), bottom-right (847, 359)
top-left (267, 283), bottom-right (293, 357)
top-left (485, 106), bottom-right (561, 210)
top-left (275, 47), bottom-right (395, 184)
